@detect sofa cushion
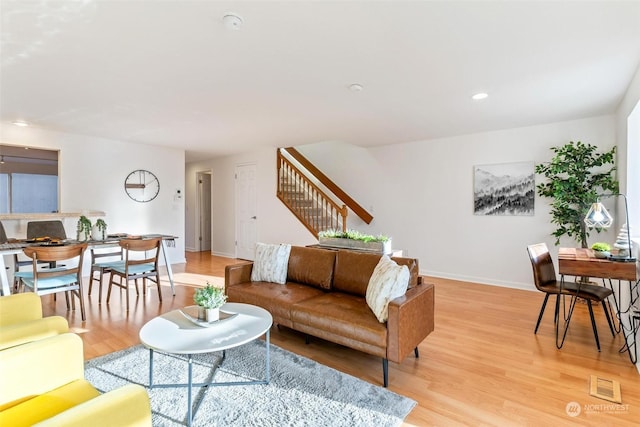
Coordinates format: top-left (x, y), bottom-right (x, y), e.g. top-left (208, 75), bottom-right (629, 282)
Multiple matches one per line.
top-left (226, 281), bottom-right (325, 327)
top-left (366, 256), bottom-right (410, 323)
top-left (0, 380), bottom-right (99, 426)
top-left (250, 243), bottom-right (291, 284)
top-left (287, 246), bottom-right (336, 290)
top-left (332, 250), bottom-right (381, 296)
top-left (291, 293), bottom-right (388, 349)
top-left (333, 250), bottom-right (420, 296)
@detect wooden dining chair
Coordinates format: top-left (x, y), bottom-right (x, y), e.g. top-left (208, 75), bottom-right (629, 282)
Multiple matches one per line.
top-left (14, 220), bottom-right (69, 285)
top-left (88, 247), bottom-right (124, 304)
top-left (17, 243), bottom-right (88, 321)
top-left (107, 238), bottom-right (162, 311)
top-left (527, 243), bottom-right (615, 351)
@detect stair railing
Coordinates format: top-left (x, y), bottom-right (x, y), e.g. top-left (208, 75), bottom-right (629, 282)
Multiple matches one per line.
top-left (277, 150), bottom-right (347, 236)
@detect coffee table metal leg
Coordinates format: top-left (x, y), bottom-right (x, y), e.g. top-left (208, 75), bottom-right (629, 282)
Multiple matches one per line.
top-left (266, 329), bottom-right (270, 383)
top-left (149, 349), bottom-right (154, 388)
top-left (188, 354), bottom-right (193, 427)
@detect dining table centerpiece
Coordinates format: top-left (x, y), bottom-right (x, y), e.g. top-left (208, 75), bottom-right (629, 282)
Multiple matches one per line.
top-left (193, 282), bottom-right (227, 322)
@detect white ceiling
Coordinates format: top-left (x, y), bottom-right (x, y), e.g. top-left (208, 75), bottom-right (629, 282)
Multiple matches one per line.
top-left (1, 1), bottom-right (639, 162)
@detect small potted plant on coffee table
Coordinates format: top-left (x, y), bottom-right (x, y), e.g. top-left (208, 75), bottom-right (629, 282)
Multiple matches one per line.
top-left (591, 242), bottom-right (611, 259)
top-left (193, 282), bottom-right (227, 322)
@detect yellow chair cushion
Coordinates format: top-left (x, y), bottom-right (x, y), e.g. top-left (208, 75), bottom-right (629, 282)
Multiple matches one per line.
top-left (0, 316), bottom-right (68, 350)
top-left (0, 293), bottom-right (43, 325)
top-left (0, 380), bottom-right (99, 427)
top-left (34, 384), bottom-right (151, 427)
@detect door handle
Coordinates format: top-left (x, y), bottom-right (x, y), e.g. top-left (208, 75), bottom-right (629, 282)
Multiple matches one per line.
top-left (251, 216), bottom-right (257, 220)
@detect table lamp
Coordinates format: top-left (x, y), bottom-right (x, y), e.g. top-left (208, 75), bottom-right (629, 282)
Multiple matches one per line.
top-left (584, 194), bottom-right (636, 262)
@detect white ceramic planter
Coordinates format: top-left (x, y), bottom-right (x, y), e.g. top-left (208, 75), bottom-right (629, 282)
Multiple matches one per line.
top-left (198, 306), bottom-right (220, 322)
top-left (92, 226), bottom-right (106, 241)
top-left (593, 250), bottom-right (610, 259)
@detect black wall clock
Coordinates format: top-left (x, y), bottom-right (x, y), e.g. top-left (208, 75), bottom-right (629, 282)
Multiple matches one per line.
top-left (124, 169), bottom-right (160, 202)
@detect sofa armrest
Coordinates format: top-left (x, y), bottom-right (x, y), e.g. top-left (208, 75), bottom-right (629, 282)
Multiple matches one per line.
top-left (0, 315), bottom-right (69, 351)
top-left (224, 262), bottom-right (254, 292)
top-left (0, 293), bottom-right (44, 326)
top-left (386, 282), bottom-right (435, 363)
top-left (34, 384), bottom-right (151, 427)
top-left (0, 333), bottom-right (84, 410)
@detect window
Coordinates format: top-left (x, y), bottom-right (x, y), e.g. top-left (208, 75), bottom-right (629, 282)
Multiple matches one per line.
top-left (627, 100), bottom-right (639, 239)
top-left (0, 145), bottom-right (59, 213)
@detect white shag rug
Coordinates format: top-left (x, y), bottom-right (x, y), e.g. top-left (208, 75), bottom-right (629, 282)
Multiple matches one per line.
top-left (85, 340), bottom-right (416, 426)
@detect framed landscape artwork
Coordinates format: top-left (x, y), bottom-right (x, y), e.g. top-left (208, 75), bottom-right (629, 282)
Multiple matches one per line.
top-left (473, 161), bottom-right (535, 216)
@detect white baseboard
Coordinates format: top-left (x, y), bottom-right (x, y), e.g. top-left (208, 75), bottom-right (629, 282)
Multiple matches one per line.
top-left (212, 250), bottom-right (237, 259)
top-left (421, 269), bottom-right (536, 292)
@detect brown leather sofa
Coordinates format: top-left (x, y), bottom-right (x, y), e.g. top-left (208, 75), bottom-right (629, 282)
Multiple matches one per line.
top-left (225, 245), bottom-right (435, 386)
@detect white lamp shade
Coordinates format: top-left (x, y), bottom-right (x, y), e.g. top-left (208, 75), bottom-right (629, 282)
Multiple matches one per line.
top-left (584, 202), bottom-right (613, 228)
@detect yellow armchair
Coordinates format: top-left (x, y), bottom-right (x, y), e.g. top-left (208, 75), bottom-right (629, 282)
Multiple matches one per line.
top-left (0, 333), bottom-right (151, 426)
top-left (0, 293), bottom-right (69, 350)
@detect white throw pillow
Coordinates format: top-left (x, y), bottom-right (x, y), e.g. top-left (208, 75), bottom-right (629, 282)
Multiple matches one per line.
top-left (251, 243), bottom-right (292, 284)
top-left (366, 255), bottom-right (410, 323)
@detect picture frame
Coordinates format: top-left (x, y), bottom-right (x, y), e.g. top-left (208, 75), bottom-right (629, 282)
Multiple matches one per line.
top-left (473, 161), bottom-right (534, 216)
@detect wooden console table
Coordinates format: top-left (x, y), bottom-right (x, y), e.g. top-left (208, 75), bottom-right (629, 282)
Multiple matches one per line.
top-left (558, 247), bottom-right (639, 365)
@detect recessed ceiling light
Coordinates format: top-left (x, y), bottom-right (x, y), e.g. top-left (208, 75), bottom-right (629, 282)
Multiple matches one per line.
top-left (348, 83), bottom-right (364, 92)
top-left (222, 13), bottom-right (243, 30)
top-left (12, 120), bottom-right (29, 127)
top-left (472, 93), bottom-right (488, 100)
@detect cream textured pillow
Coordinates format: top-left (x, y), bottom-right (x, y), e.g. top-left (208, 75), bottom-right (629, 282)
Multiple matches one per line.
top-left (366, 255), bottom-right (410, 323)
top-left (251, 243), bottom-right (292, 284)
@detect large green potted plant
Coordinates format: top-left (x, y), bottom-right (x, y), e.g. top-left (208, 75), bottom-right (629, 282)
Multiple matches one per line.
top-left (535, 141), bottom-right (618, 248)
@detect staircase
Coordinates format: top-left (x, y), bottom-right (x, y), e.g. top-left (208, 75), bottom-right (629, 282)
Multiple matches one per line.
top-left (277, 147), bottom-right (373, 237)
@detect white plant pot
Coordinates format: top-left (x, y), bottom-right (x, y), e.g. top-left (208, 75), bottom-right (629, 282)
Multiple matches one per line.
top-left (198, 306), bottom-right (220, 323)
top-left (594, 250), bottom-right (610, 259)
top-left (92, 226), bottom-right (105, 241)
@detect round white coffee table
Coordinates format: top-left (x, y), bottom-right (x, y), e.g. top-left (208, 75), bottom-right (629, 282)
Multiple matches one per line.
top-left (139, 302), bottom-right (273, 426)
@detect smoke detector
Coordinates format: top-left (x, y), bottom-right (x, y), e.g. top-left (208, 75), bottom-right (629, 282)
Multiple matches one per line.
top-left (223, 13), bottom-right (243, 30)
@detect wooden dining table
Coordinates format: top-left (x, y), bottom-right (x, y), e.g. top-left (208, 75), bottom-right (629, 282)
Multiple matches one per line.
top-left (0, 234), bottom-right (177, 296)
top-left (558, 247), bottom-right (639, 365)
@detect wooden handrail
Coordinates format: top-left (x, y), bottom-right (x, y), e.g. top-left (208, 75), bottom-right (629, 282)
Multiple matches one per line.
top-left (277, 151), bottom-right (347, 236)
top-left (282, 147), bottom-right (374, 224)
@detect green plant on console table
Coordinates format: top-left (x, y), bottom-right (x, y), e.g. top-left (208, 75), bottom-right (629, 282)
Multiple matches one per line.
top-left (591, 242), bottom-right (611, 252)
top-left (318, 229), bottom-right (389, 243)
top-left (193, 282), bottom-right (227, 309)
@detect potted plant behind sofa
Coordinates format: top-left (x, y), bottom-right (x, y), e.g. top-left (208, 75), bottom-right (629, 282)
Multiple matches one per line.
top-left (318, 229), bottom-right (392, 254)
top-left (193, 282), bottom-right (227, 322)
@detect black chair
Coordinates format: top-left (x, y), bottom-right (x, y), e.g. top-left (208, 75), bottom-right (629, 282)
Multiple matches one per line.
top-left (527, 243), bottom-right (616, 351)
top-left (0, 221), bottom-right (8, 244)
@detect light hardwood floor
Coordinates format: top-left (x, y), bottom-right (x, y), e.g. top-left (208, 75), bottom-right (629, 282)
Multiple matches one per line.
top-left (41, 251), bottom-right (640, 426)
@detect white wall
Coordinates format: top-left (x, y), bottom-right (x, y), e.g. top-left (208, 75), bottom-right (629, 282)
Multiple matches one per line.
top-left (192, 115), bottom-right (617, 290)
top-left (186, 147), bottom-right (315, 257)
top-left (0, 124), bottom-right (186, 266)
top-left (616, 62), bottom-right (640, 236)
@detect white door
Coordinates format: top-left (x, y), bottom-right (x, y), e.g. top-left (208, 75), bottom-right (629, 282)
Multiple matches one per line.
top-left (197, 172), bottom-right (212, 252)
top-left (235, 164), bottom-right (257, 260)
